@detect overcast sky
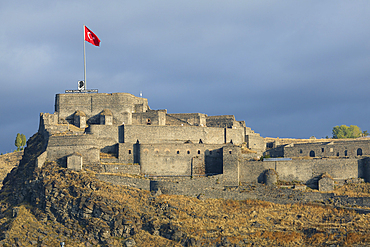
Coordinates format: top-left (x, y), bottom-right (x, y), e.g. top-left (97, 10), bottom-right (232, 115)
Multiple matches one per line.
top-left (1, 1), bottom-right (370, 153)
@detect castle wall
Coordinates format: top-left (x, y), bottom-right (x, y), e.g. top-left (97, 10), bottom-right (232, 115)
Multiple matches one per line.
top-left (118, 143), bottom-right (135, 164)
top-left (132, 110), bottom-right (166, 125)
top-left (206, 115), bottom-right (237, 128)
top-left (86, 125), bottom-right (119, 143)
top-left (46, 135), bottom-right (115, 164)
top-left (222, 145), bottom-right (241, 186)
top-left (240, 159), bottom-right (365, 186)
top-left (101, 164), bottom-right (140, 175)
top-left (283, 140), bottom-right (370, 158)
top-left (55, 93), bottom-right (148, 124)
top-left (225, 128), bottom-right (244, 144)
top-left (167, 113), bottom-right (207, 126)
top-left (139, 143), bottom-right (223, 176)
top-left (96, 174), bottom-right (150, 190)
top-left (246, 134), bottom-right (266, 156)
top-left (122, 125), bottom-right (226, 144)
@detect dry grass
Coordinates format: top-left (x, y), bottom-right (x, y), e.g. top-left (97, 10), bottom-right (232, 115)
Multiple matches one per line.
top-left (0, 151), bottom-right (23, 188)
top-left (334, 183), bottom-right (370, 197)
top-left (100, 152), bottom-right (118, 159)
top-left (4, 204), bottom-right (85, 247)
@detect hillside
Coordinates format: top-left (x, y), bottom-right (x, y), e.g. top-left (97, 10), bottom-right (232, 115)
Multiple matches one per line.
top-left (0, 151), bottom-right (23, 188)
top-left (1, 134), bottom-right (370, 246)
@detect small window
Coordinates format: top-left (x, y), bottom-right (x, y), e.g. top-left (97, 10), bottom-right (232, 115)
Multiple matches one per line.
top-left (210, 151), bottom-right (212, 155)
top-left (309, 150), bottom-right (315, 157)
top-left (197, 150), bottom-right (201, 154)
top-left (177, 150), bottom-right (180, 154)
top-left (299, 149), bottom-right (302, 154)
top-left (321, 148), bottom-right (324, 153)
top-left (345, 150), bottom-right (348, 156)
top-left (357, 148), bottom-right (363, 156)
top-left (128, 150), bottom-right (131, 154)
top-left (337, 152), bottom-right (339, 156)
top-left (187, 150), bottom-right (190, 154)
top-left (229, 150), bottom-right (232, 154)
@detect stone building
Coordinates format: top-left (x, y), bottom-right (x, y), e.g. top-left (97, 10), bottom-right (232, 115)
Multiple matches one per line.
top-left (37, 92), bottom-right (370, 190)
top-left (39, 92), bottom-right (265, 180)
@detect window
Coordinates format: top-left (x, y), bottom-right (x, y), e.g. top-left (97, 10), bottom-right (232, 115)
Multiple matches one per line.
top-left (229, 150), bottom-right (232, 154)
top-left (210, 151), bottom-right (212, 155)
top-left (299, 149), bottom-right (302, 154)
top-left (177, 150), bottom-right (180, 154)
top-left (128, 150), bottom-right (131, 154)
top-left (345, 150), bottom-right (348, 156)
top-left (322, 148), bottom-right (324, 153)
top-left (337, 152), bottom-right (339, 156)
top-left (187, 150), bottom-right (190, 154)
top-left (309, 150), bottom-right (315, 157)
top-left (197, 150), bottom-right (201, 154)
top-left (357, 148), bottom-right (363, 156)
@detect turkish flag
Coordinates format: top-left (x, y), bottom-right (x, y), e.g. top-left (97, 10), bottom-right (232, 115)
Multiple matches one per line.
top-left (84, 26), bottom-right (100, 46)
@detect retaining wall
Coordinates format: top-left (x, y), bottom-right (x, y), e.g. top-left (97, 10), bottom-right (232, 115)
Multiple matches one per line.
top-left (96, 174), bottom-right (150, 190)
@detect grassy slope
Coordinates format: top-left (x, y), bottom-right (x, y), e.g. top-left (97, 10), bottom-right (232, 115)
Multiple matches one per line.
top-left (0, 152), bottom-right (23, 189)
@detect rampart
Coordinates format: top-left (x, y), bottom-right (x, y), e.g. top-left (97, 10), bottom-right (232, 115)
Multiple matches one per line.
top-left (283, 140), bottom-right (370, 158)
top-left (122, 125), bottom-right (245, 145)
top-left (138, 143), bottom-right (224, 176)
top-left (55, 93), bottom-right (149, 124)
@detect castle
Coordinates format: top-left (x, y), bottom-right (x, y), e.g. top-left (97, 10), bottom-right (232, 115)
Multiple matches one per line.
top-left (36, 92), bottom-right (370, 194)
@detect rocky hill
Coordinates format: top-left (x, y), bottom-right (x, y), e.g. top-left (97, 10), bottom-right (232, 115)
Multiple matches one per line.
top-left (0, 151), bottom-right (23, 189)
top-left (1, 133), bottom-right (370, 246)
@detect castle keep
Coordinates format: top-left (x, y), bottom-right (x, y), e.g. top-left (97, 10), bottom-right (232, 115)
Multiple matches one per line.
top-left (37, 92), bottom-right (370, 193)
top-left (39, 93), bottom-right (264, 181)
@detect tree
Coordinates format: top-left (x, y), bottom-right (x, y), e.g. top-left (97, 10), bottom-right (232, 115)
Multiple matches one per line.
top-left (14, 133), bottom-right (26, 151)
top-left (332, 125), bottom-right (362, 139)
top-left (15, 133), bottom-right (22, 151)
top-left (362, 130), bottom-right (369, 137)
top-left (20, 134), bottom-right (26, 150)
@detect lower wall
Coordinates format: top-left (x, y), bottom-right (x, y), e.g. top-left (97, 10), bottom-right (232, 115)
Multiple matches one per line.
top-left (240, 158), bottom-right (368, 187)
top-left (150, 175), bottom-right (224, 196)
top-left (102, 164), bottom-right (140, 175)
top-left (95, 174), bottom-right (150, 190)
top-left (139, 143), bottom-right (223, 176)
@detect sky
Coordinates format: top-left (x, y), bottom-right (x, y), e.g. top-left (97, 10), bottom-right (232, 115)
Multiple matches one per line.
top-left (1, 1), bottom-right (370, 153)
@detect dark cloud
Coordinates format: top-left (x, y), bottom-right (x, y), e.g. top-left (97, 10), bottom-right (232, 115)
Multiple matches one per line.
top-left (1, 1), bottom-right (370, 152)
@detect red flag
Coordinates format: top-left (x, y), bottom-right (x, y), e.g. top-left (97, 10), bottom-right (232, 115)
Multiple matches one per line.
top-left (84, 26), bottom-right (100, 46)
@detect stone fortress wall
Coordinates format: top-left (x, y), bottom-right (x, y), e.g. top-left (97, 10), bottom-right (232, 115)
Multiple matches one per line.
top-left (36, 92), bottom-right (370, 200)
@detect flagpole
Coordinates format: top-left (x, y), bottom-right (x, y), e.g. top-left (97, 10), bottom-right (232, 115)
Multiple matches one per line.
top-left (83, 25), bottom-right (87, 89)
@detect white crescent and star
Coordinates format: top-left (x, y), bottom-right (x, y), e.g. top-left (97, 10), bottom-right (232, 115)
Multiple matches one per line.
top-left (87, 32), bottom-right (95, 41)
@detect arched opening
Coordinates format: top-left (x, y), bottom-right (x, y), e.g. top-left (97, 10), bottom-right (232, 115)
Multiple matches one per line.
top-left (299, 149), bottom-right (302, 154)
top-left (345, 150), bottom-right (348, 156)
top-left (357, 148), bottom-right (363, 156)
top-left (309, 150), bottom-right (315, 157)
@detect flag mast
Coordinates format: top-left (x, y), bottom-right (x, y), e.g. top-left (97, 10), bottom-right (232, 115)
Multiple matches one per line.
top-left (83, 25), bottom-right (87, 89)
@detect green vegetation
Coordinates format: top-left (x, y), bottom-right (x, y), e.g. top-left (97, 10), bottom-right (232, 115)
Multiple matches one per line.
top-left (332, 125), bottom-right (367, 139)
top-left (14, 133), bottom-right (26, 151)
